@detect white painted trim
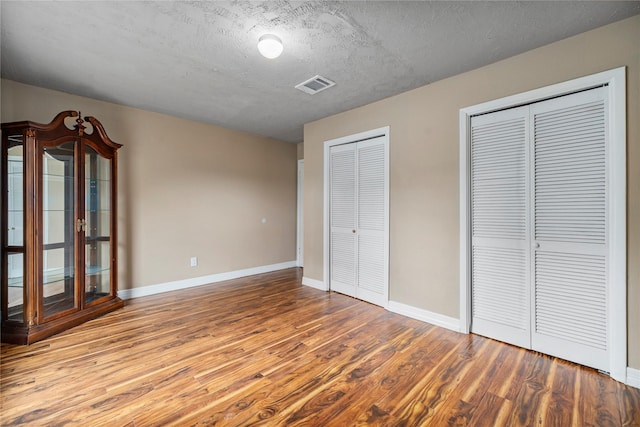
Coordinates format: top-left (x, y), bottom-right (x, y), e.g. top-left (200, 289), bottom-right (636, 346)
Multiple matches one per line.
top-left (459, 110), bottom-right (471, 334)
top-left (119, 261), bottom-right (297, 300)
top-left (459, 66), bottom-right (627, 383)
top-left (302, 276), bottom-right (327, 291)
top-left (323, 126), bottom-right (390, 307)
top-left (297, 159), bottom-right (304, 267)
top-left (627, 367), bottom-right (640, 389)
top-left (388, 301), bottom-right (460, 333)
top-left (606, 68), bottom-right (627, 384)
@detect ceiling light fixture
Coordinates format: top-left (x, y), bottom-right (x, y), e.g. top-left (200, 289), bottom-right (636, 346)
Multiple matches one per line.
top-left (257, 34), bottom-right (283, 59)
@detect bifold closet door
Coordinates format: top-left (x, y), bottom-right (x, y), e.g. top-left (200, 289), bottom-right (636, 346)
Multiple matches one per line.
top-left (470, 106), bottom-right (531, 349)
top-left (471, 86), bottom-right (610, 372)
top-left (329, 137), bottom-right (387, 306)
top-left (530, 87), bottom-right (609, 371)
top-left (329, 144), bottom-right (357, 297)
top-left (355, 138), bottom-right (386, 307)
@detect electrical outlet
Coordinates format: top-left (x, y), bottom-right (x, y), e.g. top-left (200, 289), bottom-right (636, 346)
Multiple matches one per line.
top-left (190, 257), bottom-right (198, 267)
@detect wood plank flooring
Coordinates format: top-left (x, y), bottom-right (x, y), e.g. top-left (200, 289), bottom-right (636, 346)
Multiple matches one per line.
top-left (1, 268), bottom-right (638, 426)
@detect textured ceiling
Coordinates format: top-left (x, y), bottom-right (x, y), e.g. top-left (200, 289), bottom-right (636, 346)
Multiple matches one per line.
top-left (2, 1), bottom-right (639, 143)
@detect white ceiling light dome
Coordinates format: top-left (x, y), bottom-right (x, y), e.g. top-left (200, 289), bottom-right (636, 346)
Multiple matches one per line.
top-left (257, 34), bottom-right (283, 59)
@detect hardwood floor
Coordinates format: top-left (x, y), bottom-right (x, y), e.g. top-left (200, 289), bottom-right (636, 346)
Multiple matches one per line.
top-left (1, 268), bottom-right (638, 426)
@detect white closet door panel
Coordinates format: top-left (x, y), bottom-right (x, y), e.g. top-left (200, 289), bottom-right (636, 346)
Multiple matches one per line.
top-left (532, 251), bottom-right (608, 369)
top-left (355, 137), bottom-right (387, 305)
top-left (357, 233), bottom-right (387, 306)
top-left (471, 111), bottom-right (528, 240)
top-left (357, 233), bottom-right (385, 292)
top-left (470, 106), bottom-right (530, 347)
top-left (533, 90), bottom-right (606, 246)
top-left (358, 140), bottom-right (385, 231)
top-left (531, 87), bottom-right (609, 372)
top-left (330, 145), bottom-right (356, 229)
top-left (472, 246), bottom-right (530, 348)
top-left (330, 232), bottom-right (357, 296)
top-left (330, 144), bottom-right (357, 296)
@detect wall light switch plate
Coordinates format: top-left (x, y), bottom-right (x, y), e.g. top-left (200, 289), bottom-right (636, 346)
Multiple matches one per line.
top-left (190, 257), bottom-right (198, 267)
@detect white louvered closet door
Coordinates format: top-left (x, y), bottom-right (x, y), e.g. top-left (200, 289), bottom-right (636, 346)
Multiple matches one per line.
top-left (330, 144), bottom-right (358, 297)
top-left (329, 136), bottom-right (388, 306)
top-left (356, 137), bottom-right (387, 307)
top-left (470, 106), bottom-right (531, 349)
top-left (470, 86), bottom-right (611, 372)
top-left (530, 87), bottom-right (609, 371)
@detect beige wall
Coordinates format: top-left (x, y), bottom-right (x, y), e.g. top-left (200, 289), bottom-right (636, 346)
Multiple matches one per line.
top-left (2, 80), bottom-right (298, 289)
top-left (303, 16), bottom-right (640, 368)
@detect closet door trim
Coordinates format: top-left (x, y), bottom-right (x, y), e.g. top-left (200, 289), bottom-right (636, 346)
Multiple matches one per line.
top-left (323, 126), bottom-right (390, 307)
top-left (459, 67), bottom-right (626, 383)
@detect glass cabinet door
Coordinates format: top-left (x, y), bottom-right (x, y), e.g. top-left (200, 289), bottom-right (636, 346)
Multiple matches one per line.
top-left (42, 140), bottom-right (77, 319)
top-left (84, 146), bottom-right (112, 304)
top-left (2, 111), bottom-right (123, 344)
top-left (5, 135), bottom-right (25, 323)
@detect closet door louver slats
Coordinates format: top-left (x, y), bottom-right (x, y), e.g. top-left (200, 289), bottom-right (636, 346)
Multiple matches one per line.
top-left (330, 148), bottom-right (356, 230)
top-left (472, 246), bottom-right (528, 331)
top-left (331, 233), bottom-right (356, 287)
top-left (358, 143), bottom-right (385, 231)
top-left (358, 234), bottom-right (385, 295)
top-left (534, 99), bottom-right (606, 245)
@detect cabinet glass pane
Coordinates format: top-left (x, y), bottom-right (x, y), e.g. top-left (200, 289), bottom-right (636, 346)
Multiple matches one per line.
top-left (7, 140), bottom-right (24, 246)
top-left (42, 142), bottom-right (76, 318)
top-left (85, 146), bottom-right (111, 304)
top-left (85, 241), bottom-right (111, 302)
top-left (7, 253), bottom-right (24, 323)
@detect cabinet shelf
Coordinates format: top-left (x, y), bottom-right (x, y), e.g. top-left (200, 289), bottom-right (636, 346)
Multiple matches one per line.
top-left (39, 266), bottom-right (111, 285)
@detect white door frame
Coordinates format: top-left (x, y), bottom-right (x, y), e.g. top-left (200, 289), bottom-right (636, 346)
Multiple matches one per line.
top-left (297, 159), bottom-right (304, 267)
top-left (323, 126), bottom-right (390, 306)
top-left (459, 67), bottom-right (627, 383)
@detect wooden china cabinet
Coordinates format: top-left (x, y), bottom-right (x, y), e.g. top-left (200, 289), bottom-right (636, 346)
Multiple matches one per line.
top-left (1, 111), bottom-right (123, 344)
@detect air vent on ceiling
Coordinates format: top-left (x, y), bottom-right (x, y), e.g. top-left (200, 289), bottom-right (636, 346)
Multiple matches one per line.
top-left (295, 75), bottom-right (336, 95)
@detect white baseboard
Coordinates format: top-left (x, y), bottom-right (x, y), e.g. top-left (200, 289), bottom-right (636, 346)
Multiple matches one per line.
top-left (627, 367), bottom-right (640, 389)
top-left (119, 261), bottom-right (297, 300)
top-left (302, 276), bottom-right (327, 291)
top-left (387, 300), bottom-right (461, 333)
